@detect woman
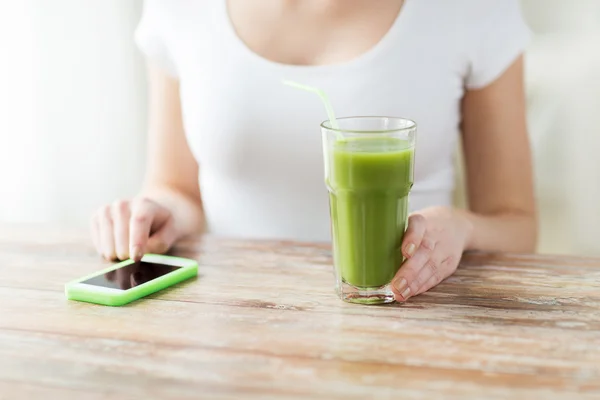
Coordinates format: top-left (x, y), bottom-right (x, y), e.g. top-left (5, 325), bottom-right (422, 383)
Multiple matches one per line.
top-left (91, 0), bottom-right (537, 302)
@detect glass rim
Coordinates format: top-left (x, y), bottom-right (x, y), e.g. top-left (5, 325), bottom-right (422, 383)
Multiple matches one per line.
top-left (320, 116), bottom-right (417, 134)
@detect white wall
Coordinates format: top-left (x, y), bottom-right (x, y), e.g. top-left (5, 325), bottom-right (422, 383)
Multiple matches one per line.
top-left (0, 1), bottom-right (44, 222)
top-left (0, 0), bottom-right (147, 225)
top-left (521, 0), bottom-right (600, 34)
top-left (521, 0), bottom-right (600, 255)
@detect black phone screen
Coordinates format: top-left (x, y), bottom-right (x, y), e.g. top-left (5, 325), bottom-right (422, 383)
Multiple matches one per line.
top-left (81, 261), bottom-right (181, 290)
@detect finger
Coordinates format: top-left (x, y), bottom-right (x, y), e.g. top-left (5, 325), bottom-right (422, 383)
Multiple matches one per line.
top-left (105, 270), bottom-right (116, 282)
top-left (116, 267), bottom-right (132, 290)
top-left (131, 270), bottom-right (146, 287)
top-left (416, 274), bottom-right (440, 298)
top-left (134, 265), bottom-right (152, 285)
top-left (401, 214), bottom-right (427, 258)
top-left (90, 213), bottom-right (100, 253)
top-left (415, 255), bottom-right (458, 295)
top-left (129, 198), bottom-right (158, 261)
top-left (391, 238), bottom-right (436, 301)
top-left (130, 272), bottom-right (138, 287)
top-left (111, 200), bottom-right (131, 260)
top-left (98, 206), bottom-right (117, 261)
top-left (146, 216), bottom-right (178, 255)
top-left (412, 254), bottom-right (445, 295)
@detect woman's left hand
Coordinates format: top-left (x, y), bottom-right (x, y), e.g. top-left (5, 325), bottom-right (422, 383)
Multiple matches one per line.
top-left (392, 206), bottom-right (473, 302)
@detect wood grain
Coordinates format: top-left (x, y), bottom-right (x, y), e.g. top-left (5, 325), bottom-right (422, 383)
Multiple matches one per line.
top-left (0, 226), bottom-right (599, 399)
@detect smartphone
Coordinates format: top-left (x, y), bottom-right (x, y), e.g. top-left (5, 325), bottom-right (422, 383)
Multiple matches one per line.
top-left (65, 254), bottom-right (198, 306)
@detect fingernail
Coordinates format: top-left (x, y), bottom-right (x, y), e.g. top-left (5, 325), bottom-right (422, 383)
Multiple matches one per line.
top-left (394, 278), bottom-right (408, 293)
top-left (132, 246), bottom-right (143, 261)
top-left (405, 243), bottom-right (416, 257)
top-left (401, 287), bottom-right (411, 299)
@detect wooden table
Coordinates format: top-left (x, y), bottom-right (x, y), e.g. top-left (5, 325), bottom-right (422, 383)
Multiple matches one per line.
top-left (1, 227), bottom-right (599, 399)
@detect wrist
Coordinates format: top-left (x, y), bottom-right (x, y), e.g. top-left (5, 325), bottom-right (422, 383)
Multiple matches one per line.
top-left (453, 208), bottom-right (475, 251)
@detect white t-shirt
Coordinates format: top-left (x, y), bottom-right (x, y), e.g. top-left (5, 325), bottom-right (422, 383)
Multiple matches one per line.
top-left (134, 0), bottom-right (531, 242)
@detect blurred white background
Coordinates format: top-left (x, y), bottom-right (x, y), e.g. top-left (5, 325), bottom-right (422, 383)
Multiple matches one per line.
top-left (0, 1), bottom-right (147, 225)
top-left (0, 1), bottom-right (599, 255)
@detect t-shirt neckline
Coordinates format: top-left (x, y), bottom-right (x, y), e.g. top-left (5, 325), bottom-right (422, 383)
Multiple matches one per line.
top-left (219, 0), bottom-right (415, 73)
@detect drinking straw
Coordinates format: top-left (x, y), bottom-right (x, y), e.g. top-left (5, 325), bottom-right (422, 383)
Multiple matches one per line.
top-left (282, 80), bottom-right (340, 131)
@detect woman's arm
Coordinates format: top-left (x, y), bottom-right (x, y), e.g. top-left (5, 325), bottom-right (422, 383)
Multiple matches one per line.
top-left (139, 64), bottom-right (204, 238)
top-left (460, 55), bottom-right (537, 253)
top-left (391, 56), bottom-right (537, 301)
top-left (91, 64), bottom-right (203, 261)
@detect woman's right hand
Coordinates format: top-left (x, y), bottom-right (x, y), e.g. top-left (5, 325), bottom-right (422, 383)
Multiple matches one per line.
top-left (91, 196), bottom-right (179, 261)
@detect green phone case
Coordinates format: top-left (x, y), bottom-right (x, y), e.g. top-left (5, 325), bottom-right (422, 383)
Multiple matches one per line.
top-left (64, 254), bottom-right (198, 306)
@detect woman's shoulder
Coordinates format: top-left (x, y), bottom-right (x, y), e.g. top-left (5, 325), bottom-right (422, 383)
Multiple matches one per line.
top-left (436, 0), bottom-right (530, 89)
top-left (136, 0), bottom-right (216, 77)
top-left (138, 0), bottom-right (218, 41)
top-left (417, 0), bottom-right (525, 24)
top-left (410, 0), bottom-right (528, 48)
top-left (460, 0), bottom-right (526, 25)
top-left (140, 0), bottom-right (214, 22)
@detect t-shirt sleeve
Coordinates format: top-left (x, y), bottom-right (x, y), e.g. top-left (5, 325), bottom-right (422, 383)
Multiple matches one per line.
top-left (134, 0), bottom-right (179, 77)
top-left (465, 0), bottom-right (532, 89)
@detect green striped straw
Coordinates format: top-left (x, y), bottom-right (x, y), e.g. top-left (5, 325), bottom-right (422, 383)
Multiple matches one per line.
top-left (282, 80), bottom-right (340, 131)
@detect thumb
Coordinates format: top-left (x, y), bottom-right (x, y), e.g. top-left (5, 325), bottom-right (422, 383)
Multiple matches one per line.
top-left (129, 197), bottom-right (171, 261)
top-left (145, 217), bottom-right (178, 255)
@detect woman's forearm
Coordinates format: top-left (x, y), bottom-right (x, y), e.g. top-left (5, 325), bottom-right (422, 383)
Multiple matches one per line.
top-left (458, 209), bottom-right (537, 253)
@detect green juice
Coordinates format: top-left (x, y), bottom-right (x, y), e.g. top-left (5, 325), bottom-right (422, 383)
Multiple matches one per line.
top-left (327, 137), bottom-right (414, 288)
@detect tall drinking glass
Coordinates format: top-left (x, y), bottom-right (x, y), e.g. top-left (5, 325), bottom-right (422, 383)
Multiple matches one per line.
top-left (322, 117), bottom-right (416, 304)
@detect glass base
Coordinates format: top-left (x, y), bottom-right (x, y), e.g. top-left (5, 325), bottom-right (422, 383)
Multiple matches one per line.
top-left (337, 280), bottom-right (396, 305)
